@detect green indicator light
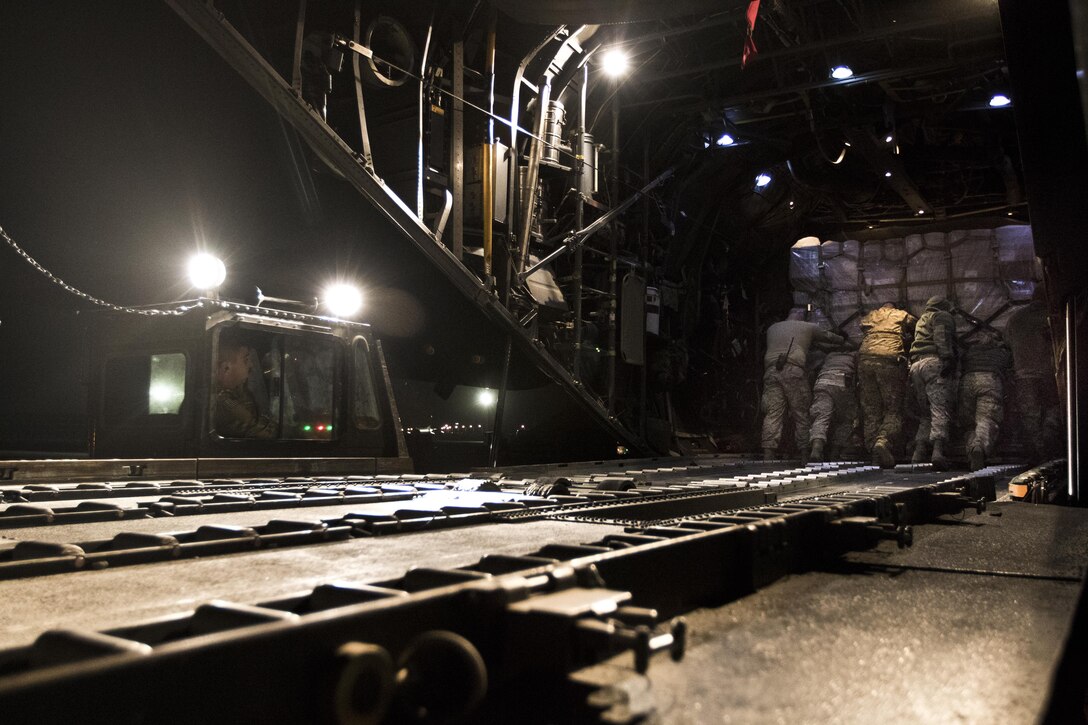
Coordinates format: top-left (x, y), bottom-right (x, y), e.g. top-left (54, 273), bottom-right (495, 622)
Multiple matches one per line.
top-left (327, 425), bottom-right (333, 431)
top-left (303, 425), bottom-right (312, 431)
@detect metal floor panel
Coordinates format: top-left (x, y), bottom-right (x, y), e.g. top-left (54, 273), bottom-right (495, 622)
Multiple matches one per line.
top-left (573, 500), bottom-right (1088, 724)
top-left (845, 499), bottom-right (1088, 580)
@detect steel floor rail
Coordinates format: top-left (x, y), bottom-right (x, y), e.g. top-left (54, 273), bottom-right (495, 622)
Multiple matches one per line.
top-left (0, 471), bottom-right (996, 724)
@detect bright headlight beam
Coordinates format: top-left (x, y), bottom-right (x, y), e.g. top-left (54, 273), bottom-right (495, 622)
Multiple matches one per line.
top-left (477, 389), bottom-right (497, 407)
top-left (187, 253), bottom-right (226, 291)
top-left (323, 283), bottom-right (364, 318)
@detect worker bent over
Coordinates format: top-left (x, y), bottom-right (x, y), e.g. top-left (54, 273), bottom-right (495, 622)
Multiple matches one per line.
top-left (858, 303), bottom-right (916, 468)
top-left (909, 296), bottom-right (957, 469)
top-left (760, 313), bottom-right (844, 461)
top-left (958, 330), bottom-right (1012, 471)
top-left (809, 348), bottom-right (858, 461)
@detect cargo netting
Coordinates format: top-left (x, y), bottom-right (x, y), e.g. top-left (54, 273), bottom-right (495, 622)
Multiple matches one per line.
top-left (789, 226), bottom-right (1039, 341)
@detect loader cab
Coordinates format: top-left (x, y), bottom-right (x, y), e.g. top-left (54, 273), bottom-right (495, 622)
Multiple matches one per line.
top-left (88, 300), bottom-right (408, 465)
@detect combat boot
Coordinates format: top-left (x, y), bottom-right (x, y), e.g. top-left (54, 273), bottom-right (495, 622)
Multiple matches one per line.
top-left (763, 447), bottom-right (777, 461)
top-left (931, 439), bottom-right (950, 470)
top-left (873, 441), bottom-right (895, 469)
top-left (911, 442), bottom-right (928, 465)
top-left (810, 439), bottom-right (825, 462)
top-left (968, 447), bottom-right (985, 471)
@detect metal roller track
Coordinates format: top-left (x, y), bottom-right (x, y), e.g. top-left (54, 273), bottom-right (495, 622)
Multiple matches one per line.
top-left (0, 469), bottom-right (999, 724)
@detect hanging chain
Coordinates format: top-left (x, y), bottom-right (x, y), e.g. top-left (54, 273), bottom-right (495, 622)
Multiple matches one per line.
top-left (1, 224), bottom-right (195, 316)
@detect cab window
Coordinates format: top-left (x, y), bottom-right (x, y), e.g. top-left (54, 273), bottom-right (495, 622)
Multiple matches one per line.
top-left (212, 327), bottom-right (340, 440)
top-left (103, 353), bottom-right (187, 423)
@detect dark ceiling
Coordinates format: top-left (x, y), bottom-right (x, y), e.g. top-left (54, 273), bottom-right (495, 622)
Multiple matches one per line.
top-left (578, 0), bottom-right (1019, 232)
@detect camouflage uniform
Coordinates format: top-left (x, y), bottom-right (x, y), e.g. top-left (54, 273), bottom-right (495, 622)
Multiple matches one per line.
top-left (909, 297), bottom-right (957, 459)
top-left (1005, 301), bottom-right (1062, 460)
top-left (809, 351), bottom-right (858, 452)
top-left (958, 333), bottom-right (1012, 467)
top-left (858, 305), bottom-right (916, 455)
top-left (760, 364), bottom-right (813, 452)
top-left (759, 320), bottom-right (844, 453)
top-left (215, 385), bottom-right (277, 439)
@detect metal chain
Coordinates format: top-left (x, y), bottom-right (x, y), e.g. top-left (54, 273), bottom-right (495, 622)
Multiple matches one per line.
top-left (1, 224), bottom-right (193, 316)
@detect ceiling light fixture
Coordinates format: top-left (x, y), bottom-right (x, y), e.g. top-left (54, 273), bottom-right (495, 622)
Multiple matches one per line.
top-left (884, 171), bottom-right (892, 178)
top-left (716, 133), bottom-right (735, 147)
top-left (885, 135), bottom-right (894, 144)
top-left (600, 48), bottom-right (630, 77)
top-left (988, 93), bottom-right (1012, 108)
top-left (754, 173), bottom-right (772, 188)
top-left (829, 65), bottom-right (854, 80)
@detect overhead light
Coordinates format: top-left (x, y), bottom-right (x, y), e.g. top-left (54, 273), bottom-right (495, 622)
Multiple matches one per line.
top-left (323, 283), bottom-right (363, 318)
top-left (885, 135), bottom-right (894, 144)
top-left (989, 93), bottom-right (1012, 108)
top-left (788, 200), bottom-right (795, 209)
top-left (477, 389), bottom-right (497, 407)
top-left (829, 65), bottom-right (854, 80)
top-left (918, 209), bottom-right (926, 215)
top-left (187, 253), bottom-right (226, 292)
top-left (884, 171), bottom-right (892, 178)
top-left (600, 48), bottom-right (629, 77)
top-left (754, 173), bottom-right (772, 188)
top-left (716, 133), bottom-right (735, 147)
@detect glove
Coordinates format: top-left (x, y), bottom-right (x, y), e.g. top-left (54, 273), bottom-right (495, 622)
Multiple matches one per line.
top-left (940, 360), bottom-right (955, 378)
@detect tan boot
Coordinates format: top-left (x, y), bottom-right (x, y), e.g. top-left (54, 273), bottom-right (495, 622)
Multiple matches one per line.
top-left (931, 439), bottom-right (950, 470)
top-left (911, 442), bottom-right (928, 465)
top-left (873, 441), bottom-right (895, 468)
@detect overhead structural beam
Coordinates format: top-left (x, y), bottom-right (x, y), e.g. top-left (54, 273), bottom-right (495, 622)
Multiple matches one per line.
top-left (843, 128), bottom-right (934, 217)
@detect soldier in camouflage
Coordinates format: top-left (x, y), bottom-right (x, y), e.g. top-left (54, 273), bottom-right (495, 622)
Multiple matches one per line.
top-left (858, 303), bottom-right (917, 468)
top-left (760, 312), bottom-right (844, 461)
top-left (909, 296), bottom-right (957, 469)
top-left (958, 330), bottom-right (1012, 470)
top-left (808, 346), bottom-right (858, 461)
top-left (214, 343), bottom-right (278, 439)
top-left (1004, 298), bottom-right (1062, 462)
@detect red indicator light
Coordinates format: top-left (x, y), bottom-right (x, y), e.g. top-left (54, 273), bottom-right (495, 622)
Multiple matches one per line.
top-left (316, 425), bottom-right (326, 431)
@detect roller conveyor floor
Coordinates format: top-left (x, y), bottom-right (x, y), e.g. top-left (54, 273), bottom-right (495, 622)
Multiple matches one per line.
top-left (0, 455), bottom-right (1081, 724)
